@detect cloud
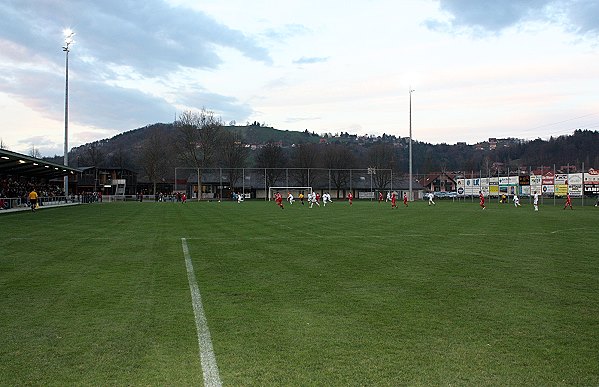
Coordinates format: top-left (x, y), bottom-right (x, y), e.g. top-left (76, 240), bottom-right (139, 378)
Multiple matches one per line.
top-left (293, 56), bottom-right (329, 65)
top-left (262, 24), bottom-right (311, 41)
top-left (426, 0), bottom-right (599, 36)
top-left (284, 116), bottom-right (322, 123)
top-left (0, 0), bottom-right (272, 134)
top-left (564, 0), bottom-right (599, 35)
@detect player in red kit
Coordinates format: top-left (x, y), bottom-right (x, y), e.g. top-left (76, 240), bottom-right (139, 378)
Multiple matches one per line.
top-left (347, 192), bottom-right (353, 206)
top-left (563, 193), bottom-right (573, 209)
top-left (379, 191), bottom-right (383, 203)
top-left (479, 190), bottom-right (486, 210)
top-left (403, 193), bottom-right (408, 207)
top-left (391, 192), bottom-right (397, 208)
top-left (275, 192), bottom-right (284, 209)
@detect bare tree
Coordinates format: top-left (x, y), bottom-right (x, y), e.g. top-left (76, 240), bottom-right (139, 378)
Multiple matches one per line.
top-left (28, 146), bottom-right (42, 159)
top-left (291, 143), bottom-right (321, 186)
top-left (0, 138), bottom-right (7, 150)
top-left (81, 142), bottom-right (105, 168)
top-left (256, 142), bottom-right (287, 188)
top-left (323, 144), bottom-right (357, 197)
top-left (174, 108), bottom-right (223, 199)
top-left (367, 143), bottom-right (394, 189)
top-left (219, 130), bottom-right (249, 190)
top-left (110, 146), bottom-right (132, 177)
top-left (140, 127), bottom-right (171, 194)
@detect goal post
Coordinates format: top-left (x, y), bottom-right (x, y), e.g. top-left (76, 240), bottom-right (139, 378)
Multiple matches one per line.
top-left (268, 187), bottom-right (313, 201)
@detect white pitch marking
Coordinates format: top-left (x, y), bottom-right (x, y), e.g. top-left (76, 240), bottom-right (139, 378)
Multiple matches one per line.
top-left (181, 238), bottom-right (222, 387)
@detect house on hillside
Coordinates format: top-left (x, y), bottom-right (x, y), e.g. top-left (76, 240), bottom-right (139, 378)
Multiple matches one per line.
top-left (420, 171), bottom-right (457, 193)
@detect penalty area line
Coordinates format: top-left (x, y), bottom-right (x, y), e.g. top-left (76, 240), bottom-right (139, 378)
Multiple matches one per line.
top-left (181, 237), bottom-right (222, 387)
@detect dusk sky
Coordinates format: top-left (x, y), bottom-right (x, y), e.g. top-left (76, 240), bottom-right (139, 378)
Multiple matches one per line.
top-left (1, 0), bottom-right (599, 156)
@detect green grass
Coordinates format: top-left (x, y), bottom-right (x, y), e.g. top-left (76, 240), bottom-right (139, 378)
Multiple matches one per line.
top-left (1, 200), bottom-right (598, 385)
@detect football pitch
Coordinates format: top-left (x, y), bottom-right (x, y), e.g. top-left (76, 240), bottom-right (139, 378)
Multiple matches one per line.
top-left (1, 200), bottom-right (598, 385)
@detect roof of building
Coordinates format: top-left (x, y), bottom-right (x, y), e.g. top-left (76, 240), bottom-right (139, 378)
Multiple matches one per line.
top-left (0, 149), bottom-right (81, 179)
top-left (421, 171), bottom-right (457, 187)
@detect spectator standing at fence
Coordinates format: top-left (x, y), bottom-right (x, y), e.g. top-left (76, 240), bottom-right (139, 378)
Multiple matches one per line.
top-left (563, 193), bottom-right (573, 210)
top-left (28, 188), bottom-right (38, 212)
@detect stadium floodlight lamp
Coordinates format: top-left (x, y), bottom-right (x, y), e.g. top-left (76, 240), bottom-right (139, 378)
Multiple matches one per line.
top-left (62, 28), bottom-right (75, 200)
top-left (409, 88), bottom-right (415, 201)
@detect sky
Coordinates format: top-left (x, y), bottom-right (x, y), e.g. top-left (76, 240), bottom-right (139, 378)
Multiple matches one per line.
top-left (1, 0), bottom-right (599, 157)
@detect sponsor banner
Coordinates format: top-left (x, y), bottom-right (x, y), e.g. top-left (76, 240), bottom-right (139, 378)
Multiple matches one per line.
top-left (358, 191), bottom-right (375, 199)
top-left (530, 175), bottom-right (543, 185)
top-left (555, 184), bottom-right (568, 196)
top-left (519, 175), bottom-right (530, 186)
top-left (584, 185), bottom-right (599, 194)
top-left (530, 175), bottom-right (542, 192)
top-left (500, 185), bottom-right (517, 195)
top-left (542, 172), bottom-right (554, 185)
top-left (480, 185), bottom-right (490, 196)
top-left (480, 178), bottom-right (490, 196)
top-left (542, 185), bottom-right (554, 194)
top-left (568, 173), bottom-right (583, 196)
top-left (498, 176), bottom-right (518, 185)
top-left (465, 178), bottom-right (481, 195)
top-left (489, 185), bottom-right (499, 195)
top-left (457, 179), bottom-right (465, 196)
top-left (584, 170), bottom-right (599, 186)
top-left (569, 184), bottom-right (583, 196)
top-left (490, 177), bottom-right (499, 185)
top-left (520, 185), bottom-right (531, 196)
top-left (555, 174), bottom-right (568, 185)
top-left (569, 173), bottom-right (583, 185)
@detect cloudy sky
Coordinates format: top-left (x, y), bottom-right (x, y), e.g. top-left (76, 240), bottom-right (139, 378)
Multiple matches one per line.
top-left (1, 0), bottom-right (599, 156)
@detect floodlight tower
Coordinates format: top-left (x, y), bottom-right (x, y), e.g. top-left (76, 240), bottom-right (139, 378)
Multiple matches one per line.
top-left (63, 28), bottom-right (75, 200)
top-left (409, 88), bottom-right (414, 201)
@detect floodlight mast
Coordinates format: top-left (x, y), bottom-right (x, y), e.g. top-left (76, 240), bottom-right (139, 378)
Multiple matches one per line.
top-left (63, 29), bottom-right (75, 200)
top-left (409, 88), bottom-right (414, 201)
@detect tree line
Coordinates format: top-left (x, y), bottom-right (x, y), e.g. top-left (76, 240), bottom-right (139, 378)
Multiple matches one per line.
top-left (50, 109), bottom-right (599, 193)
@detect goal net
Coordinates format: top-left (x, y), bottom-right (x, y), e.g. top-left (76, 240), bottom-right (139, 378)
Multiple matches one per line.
top-left (268, 187), bottom-right (313, 201)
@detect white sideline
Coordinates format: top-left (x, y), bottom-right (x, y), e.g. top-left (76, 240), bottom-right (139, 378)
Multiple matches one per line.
top-left (181, 238), bottom-right (222, 387)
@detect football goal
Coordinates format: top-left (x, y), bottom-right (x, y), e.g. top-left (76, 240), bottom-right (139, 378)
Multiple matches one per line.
top-left (268, 187), bottom-right (313, 201)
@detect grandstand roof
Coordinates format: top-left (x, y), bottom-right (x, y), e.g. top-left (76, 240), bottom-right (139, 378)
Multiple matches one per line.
top-left (0, 149), bottom-right (81, 179)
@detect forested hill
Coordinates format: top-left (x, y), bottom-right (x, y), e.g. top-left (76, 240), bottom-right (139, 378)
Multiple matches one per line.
top-left (43, 123), bottom-right (599, 174)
